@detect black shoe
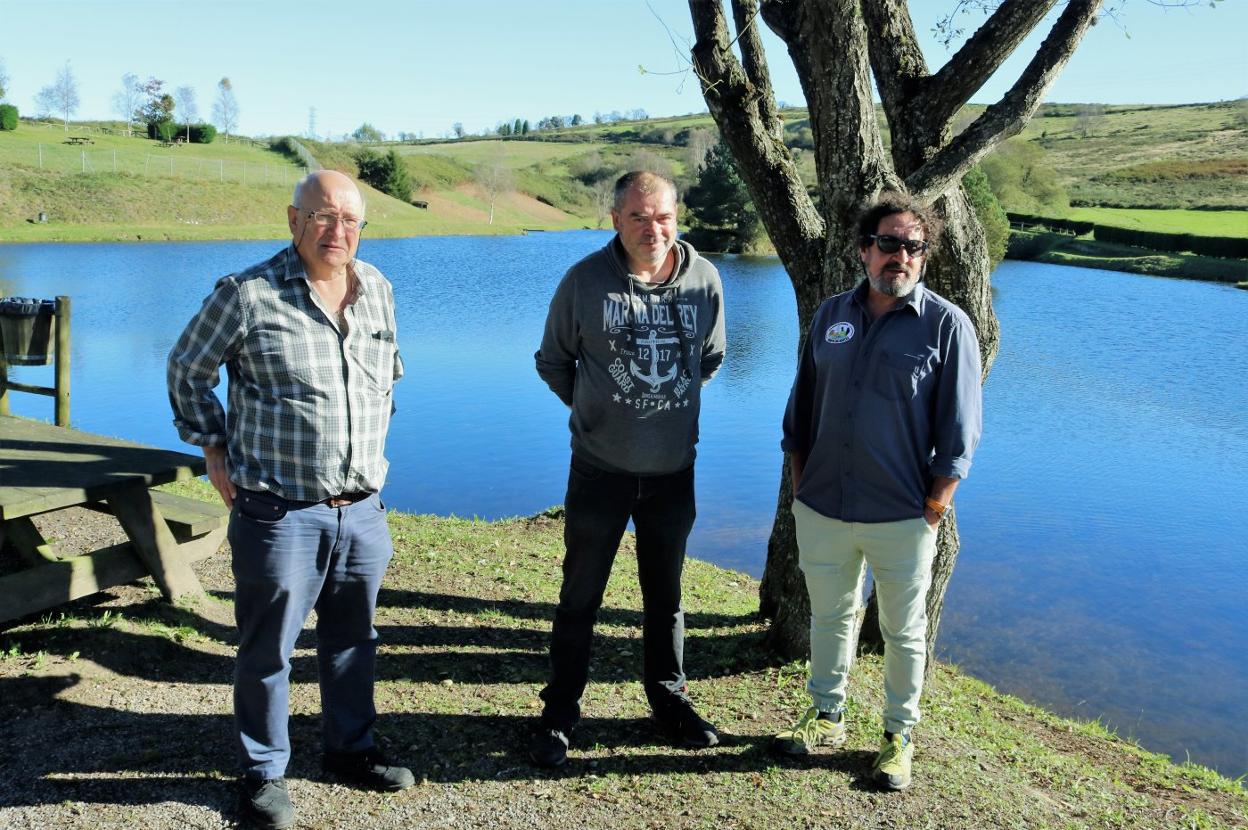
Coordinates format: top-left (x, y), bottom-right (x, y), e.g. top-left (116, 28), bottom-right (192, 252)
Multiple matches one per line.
top-left (656, 697), bottom-right (720, 749)
top-left (528, 727), bottom-right (570, 768)
top-left (322, 746), bottom-right (415, 791)
top-left (238, 777), bottom-right (294, 830)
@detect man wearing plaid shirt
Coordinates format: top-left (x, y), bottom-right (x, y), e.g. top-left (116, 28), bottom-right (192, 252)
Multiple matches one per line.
top-left (168, 170), bottom-right (411, 830)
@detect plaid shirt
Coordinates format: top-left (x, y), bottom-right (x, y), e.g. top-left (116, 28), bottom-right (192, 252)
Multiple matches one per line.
top-left (167, 245), bottom-right (403, 502)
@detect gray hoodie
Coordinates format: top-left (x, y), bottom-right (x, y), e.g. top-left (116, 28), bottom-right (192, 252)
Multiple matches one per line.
top-left (535, 237), bottom-right (726, 475)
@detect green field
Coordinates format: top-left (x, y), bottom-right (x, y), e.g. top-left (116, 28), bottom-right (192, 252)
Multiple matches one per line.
top-left (0, 121), bottom-right (306, 184)
top-left (397, 139), bottom-right (596, 167)
top-left (1066, 207), bottom-right (1248, 238)
top-left (0, 122), bottom-right (594, 241)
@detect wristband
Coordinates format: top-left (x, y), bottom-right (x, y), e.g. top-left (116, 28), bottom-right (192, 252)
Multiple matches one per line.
top-left (924, 497), bottom-right (948, 517)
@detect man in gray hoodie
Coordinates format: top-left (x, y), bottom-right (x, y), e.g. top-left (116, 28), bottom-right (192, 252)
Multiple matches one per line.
top-left (530, 171), bottom-right (727, 767)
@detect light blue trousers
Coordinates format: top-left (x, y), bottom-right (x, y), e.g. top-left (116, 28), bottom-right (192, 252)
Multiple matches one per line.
top-left (229, 488), bottom-right (393, 780)
top-left (793, 499), bottom-right (937, 736)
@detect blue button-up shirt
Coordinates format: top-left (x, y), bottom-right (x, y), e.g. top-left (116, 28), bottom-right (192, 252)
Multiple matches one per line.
top-left (781, 280), bottom-right (982, 523)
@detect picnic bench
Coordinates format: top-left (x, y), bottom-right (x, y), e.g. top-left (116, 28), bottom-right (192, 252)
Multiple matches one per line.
top-left (64, 136), bottom-right (94, 146)
top-left (0, 415), bottom-right (227, 625)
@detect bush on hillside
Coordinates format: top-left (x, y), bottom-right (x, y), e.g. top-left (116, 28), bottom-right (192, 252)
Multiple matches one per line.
top-left (187, 123), bottom-right (216, 144)
top-left (980, 137), bottom-right (1068, 215)
top-left (147, 119), bottom-right (177, 142)
top-left (0, 104), bottom-right (18, 131)
top-left (962, 166), bottom-right (1009, 268)
top-left (354, 147), bottom-right (411, 201)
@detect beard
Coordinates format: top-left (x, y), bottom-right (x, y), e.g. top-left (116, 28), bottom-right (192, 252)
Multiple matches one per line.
top-left (868, 265), bottom-right (922, 298)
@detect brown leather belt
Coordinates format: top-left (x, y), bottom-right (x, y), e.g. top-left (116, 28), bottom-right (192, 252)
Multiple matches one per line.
top-left (323, 492), bottom-right (371, 508)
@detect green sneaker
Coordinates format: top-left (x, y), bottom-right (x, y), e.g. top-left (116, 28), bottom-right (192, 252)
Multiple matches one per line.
top-left (872, 732), bottom-right (914, 791)
top-left (771, 707), bottom-right (846, 755)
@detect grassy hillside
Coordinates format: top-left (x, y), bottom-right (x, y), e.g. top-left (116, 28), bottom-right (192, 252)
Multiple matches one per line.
top-left (0, 123), bottom-right (592, 241)
top-left (3, 101), bottom-right (1243, 245)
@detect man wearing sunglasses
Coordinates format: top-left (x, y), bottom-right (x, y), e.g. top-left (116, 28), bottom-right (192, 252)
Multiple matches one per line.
top-left (168, 170), bottom-right (411, 829)
top-left (773, 192), bottom-right (982, 791)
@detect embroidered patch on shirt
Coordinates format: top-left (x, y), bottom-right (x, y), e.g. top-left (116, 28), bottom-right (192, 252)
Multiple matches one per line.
top-left (825, 322), bottom-right (855, 344)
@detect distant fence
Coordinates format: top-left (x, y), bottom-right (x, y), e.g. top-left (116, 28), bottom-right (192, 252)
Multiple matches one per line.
top-left (283, 138), bottom-right (323, 172)
top-left (13, 142), bottom-right (306, 186)
top-left (1007, 211), bottom-right (1247, 260)
top-left (22, 119), bottom-right (266, 147)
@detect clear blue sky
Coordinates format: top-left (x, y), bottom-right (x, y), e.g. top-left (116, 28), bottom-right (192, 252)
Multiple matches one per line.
top-left (0, 0), bottom-right (1242, 139)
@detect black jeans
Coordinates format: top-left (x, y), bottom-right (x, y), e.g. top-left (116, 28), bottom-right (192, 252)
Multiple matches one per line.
top-left (539, 455), bottom-right (697, 732)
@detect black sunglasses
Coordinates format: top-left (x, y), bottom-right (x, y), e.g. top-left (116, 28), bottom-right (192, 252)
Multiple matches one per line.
top-left (868, 234), bottom-right (929, 256)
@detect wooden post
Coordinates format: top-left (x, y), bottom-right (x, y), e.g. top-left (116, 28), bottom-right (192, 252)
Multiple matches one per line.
top-left (0, 353), bottom-right (9, 416)
top-left (54, 296), bottom-right (70, 427)
top-left (38, 143), bottom-right (43, 168)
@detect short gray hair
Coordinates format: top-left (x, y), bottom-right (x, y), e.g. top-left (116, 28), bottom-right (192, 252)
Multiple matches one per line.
top-left (613, 171), bottom-right (677, 212)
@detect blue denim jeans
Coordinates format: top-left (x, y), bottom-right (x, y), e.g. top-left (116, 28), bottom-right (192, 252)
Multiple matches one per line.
top-left (228, 488), bottom-right (393, 779)
top-left (539, 455), bottom-right (697, 732)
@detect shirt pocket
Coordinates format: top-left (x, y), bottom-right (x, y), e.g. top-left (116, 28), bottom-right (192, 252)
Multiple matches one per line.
top-left (873, 349), bottom-right (932, 402)
top-left (352, 329), bottom-right (397, 394)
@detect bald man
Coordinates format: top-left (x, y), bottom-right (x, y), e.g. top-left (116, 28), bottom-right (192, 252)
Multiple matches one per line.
top-left (169, 170), bottom-right (411, 829)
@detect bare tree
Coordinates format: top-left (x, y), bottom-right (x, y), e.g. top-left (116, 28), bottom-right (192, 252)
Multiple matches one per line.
top-left (212, 77), bottom-right (239, 142)
top-left (686, 127), bottom-right (717, 173)
top-left (452, 122), bottom-right (465, 139)
top-left (34, 60), bottom-right (80, 130)
top-left (1075, 102), bottom-right (1106, 137)
top-left (174, 85), bottom-right (198, 142)
top-left (111, 73), bottom-right (142, 135)
top-left (474, 159), bottom-right (514, 225)
top-left (685, 0), bottom-right (1111, 659)
top-left (592, 177), bottom-right (616, 228)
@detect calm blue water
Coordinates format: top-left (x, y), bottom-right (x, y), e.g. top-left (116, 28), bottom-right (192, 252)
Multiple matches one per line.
top-left (2, 234), bottom-right (1245, 779)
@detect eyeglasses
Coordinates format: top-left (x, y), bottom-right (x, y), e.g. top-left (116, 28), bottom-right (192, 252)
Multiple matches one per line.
top-left (304, 210), bottom-right (367, 232)
top-left (868, 234), bottom-right (929, 256)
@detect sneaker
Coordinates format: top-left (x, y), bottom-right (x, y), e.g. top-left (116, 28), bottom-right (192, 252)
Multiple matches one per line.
top-left (238, 777), bottom-right (294, 830)
top-left (655, 696), bottom-right (720, 749)
top-left (772, 707), bottom-right (847, 756)
top-left (528, 727), bottom-right (570, 768)
top-left (872, 731), bottom-right (914, 791)
top-left (322, 746), bottom-right (415, 791)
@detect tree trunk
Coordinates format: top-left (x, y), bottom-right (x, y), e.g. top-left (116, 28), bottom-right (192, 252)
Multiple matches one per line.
top-left (689, 0), bottom-right (1097, 662)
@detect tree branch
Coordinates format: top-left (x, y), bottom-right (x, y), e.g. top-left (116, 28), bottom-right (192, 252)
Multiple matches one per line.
top-left (920, 0), bottom-right (1059, 126)
top-left (904, 0), bottom-right (1103, 204)
top-left (732, 0), bottom-right (782, 143)
top-left (688, 0), bottom-right (825, 276)
top-left (860, 0), bottom-right (928, 124)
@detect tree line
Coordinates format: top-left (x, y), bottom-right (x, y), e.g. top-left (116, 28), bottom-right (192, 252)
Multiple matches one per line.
top-left (0, 57), bottom-right (239, 144)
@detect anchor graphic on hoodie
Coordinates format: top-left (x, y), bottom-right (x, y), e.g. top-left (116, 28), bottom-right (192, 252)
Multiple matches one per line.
top-left (629, 328), bottom-right (681, 392)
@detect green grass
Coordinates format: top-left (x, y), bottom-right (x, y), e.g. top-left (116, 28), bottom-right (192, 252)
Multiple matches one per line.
top-left (1064, 207), bottom-right (1248, 238)
top-left (1007, 231), bottom-right (1248, 282)
top-left (396, 139), bottom-right (597, 168)
top-left (2, 480), bottom-right (1245, 828)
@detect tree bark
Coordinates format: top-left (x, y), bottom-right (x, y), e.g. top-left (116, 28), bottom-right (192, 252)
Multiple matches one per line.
top-left (687, 0), bottom-right (1100, 662)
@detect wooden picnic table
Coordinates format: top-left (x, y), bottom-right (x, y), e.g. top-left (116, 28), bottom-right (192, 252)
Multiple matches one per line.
top-left (0, 415), bottom-right (227, 625)
top-left (64, 136), bottom-right (93, 145)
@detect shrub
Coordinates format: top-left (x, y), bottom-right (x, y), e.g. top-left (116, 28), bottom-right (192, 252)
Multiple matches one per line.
top-left (147, 119), bottom-right (177, 141)
top-left (962, 166), bottom-right (1009, 268)
top-left (188, 123), bottom-right (216, 143)
top-left (354, 147), bottom-right (411, 201)
top-left (0, 104), bottom-right (18, 131)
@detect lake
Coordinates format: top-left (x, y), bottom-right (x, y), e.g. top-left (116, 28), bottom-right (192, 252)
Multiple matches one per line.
top-left (1, 231), bottom-right (1244, 779)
